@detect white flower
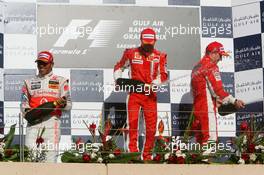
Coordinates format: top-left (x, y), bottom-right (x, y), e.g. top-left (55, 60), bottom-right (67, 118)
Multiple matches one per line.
top-left (249, 154), bottom-right (257, 161)
top-left (164, 153), bottom-right (170, 160)
top-left (255, 145), bottom-right (264, 150)
top-left (91, 152), bottom-right (97, 159)
top-left (106, 136), bottom-right (112, 142)
top-left (97, 157), bottom-right (103, 163)
top-left (259, 145), bottom-right (264, 150)
top-left (109, 153), bottom-right (115, 159)
top-left (242, 135), bottom-right (247, 145)
top-left (40, 144), bottom-right (46, 149)
top-left (175, 150), bottom-right (186, 158)
top-left (91, 143), bottom-right (102, 153)
top-left (74, 153), bottom-right (79, 157)
top-left (165, 146), bottom-right (170, 151)
top-left (181, 153), bottom-right (186, 158)
top-left (0, 142), bottom-right (5, 148)
top-left (238, 158), bottom-right (245, 164)
top-left (0, 147), bottom-right (4, 155)
top-left (0, 134), bottom-right (4, 139)
top-left (236, 150), bottom-right (241, 157)
top-left (91, 143), bottom-right (103, 147)
top-left (176, 150), bottom-right (181, 155)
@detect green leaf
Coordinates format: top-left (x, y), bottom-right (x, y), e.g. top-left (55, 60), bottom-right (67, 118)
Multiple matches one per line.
top-left (183, 109), bottom-right (194, 142)
top-left (4, 124), bottom-right (16, 148)
top-left (40, 127), bottom-right (46, 137)
top-left (61, 151), bottom-right (83, 163)
top-left (107, 152), bottom-right (141, 163)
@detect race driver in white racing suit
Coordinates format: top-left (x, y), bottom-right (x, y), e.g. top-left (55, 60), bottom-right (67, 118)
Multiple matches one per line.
top-left (20, 51), bottom-right (72, 163)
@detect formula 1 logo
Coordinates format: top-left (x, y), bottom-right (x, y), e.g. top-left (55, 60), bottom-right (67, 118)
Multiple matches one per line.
top-left (53, 19), bottom-right (122, 48)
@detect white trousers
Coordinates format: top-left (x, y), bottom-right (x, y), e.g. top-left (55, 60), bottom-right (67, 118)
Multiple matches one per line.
top-left (25, 116), bottom-right (61, 163)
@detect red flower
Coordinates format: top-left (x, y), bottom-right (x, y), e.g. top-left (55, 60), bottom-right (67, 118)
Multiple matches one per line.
top-left (176, 156), bottom-right (185, 164)
top-left (240, 121), bottom-right (248, 131)
top-left (158, 120), bottom-right (164, 135)
top-left (248, 143), bottom-right (255, 153)
top-left (4, 149), bottom-right (13, 157)
top-left (164, 137), bottom-right (171, 143)
top-left (89, 123), bottom-right (96, 135)
top-left (100, 120), bottom-right (112, 145)
top-left (168, 155), bottom-right (177, 164)
top-left (82, 153), bottom-right (91, 162)
top-left (158, 135), bottom-right (164, 141)
top-left (191, 154), bottom-right (198, 160)
top-left (113, 149), bottom-right (122, 156)
top-left (153, 154), bottom-right (162, 162)
top-left (36, 137), bottom-right (44, 147)
top-left (75, 137), bottom-right (83, 149)
top-left (241, 153), bottom-right (250, 161)
top-left (104, 120), bottom-right (112, 137)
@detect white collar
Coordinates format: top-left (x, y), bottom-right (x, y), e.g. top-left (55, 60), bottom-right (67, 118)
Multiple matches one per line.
top-left (37, 71), bottom-right (53, 79)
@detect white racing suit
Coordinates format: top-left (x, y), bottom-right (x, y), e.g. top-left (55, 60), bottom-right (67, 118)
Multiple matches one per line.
top-left (20, 71), bottom-right (72, 162)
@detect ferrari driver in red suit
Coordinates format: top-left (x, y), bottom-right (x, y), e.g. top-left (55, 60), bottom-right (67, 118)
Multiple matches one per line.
top-left (191, 41), bottom-right (245, 146)
top-left (114, 28), bottom-right (168, 160)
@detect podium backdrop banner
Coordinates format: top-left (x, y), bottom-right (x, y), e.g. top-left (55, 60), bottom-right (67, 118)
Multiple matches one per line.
top-left (37, 5), bottom-right (200, 69)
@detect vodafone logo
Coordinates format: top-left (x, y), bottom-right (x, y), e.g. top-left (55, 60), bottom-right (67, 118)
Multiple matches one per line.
top-left (40, 97), bottom-right (48, 105)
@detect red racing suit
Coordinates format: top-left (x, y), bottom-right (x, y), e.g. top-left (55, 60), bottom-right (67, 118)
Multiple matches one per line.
top-left (114, 47), bottom-right (168, 160)
top-left (191, 56), bottom-right (236, 144)
top-left (20, 71), bottom-right (72, 162)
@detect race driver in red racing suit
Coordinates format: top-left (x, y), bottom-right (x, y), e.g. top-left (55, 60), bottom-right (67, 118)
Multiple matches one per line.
top-left (20, 51), bottom-right (72, 162)
top-left (114, 28), bottom-right (168, 160)
top-left (191, 41), bottom-right (245, 145)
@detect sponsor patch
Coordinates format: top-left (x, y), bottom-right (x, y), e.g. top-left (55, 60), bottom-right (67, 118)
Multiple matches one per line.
top-left (132, 59), bottom-right (143, 64)
top-left (134, 52), bottom-right (142, 59)
top-left (31, 81), bottom-right (41, 90)
top-left (49, 85), bottom-right (59, 89)
top-left (214, 71), bottom-right (221, 81)
top-left (153, 58), bottom-right (159, 63)
top-left (49, 80), bottom-right (59, 89)
top-left (147, 55), bottom-right (159, 62)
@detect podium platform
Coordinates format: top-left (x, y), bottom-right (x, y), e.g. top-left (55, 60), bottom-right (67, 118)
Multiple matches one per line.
top-left (0, 163), bottom-right (263, 175)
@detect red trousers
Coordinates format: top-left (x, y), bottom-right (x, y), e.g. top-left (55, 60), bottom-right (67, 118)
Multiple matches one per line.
top-left (192, 97), bottom-right (218, 144)
top-left (127, 93), bottom-right (157, 160)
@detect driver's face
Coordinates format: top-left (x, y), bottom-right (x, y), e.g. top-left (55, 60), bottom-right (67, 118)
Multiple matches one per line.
top-left (210, 52), bottom-right (222, 64)
top-left (37, 61), bottom-right (53, 76)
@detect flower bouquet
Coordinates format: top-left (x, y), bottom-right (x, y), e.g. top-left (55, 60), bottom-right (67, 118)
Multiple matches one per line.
top-left (228, 120), bottom-right (264, 164)
top-left (152, 120), bottom-right (209, 164)
top-left (0, 124), bottom-right (29, 162)
top-left (26, 127), bottom-right (47, 162)
top-left (61, 120), bottom-right (140, 163)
